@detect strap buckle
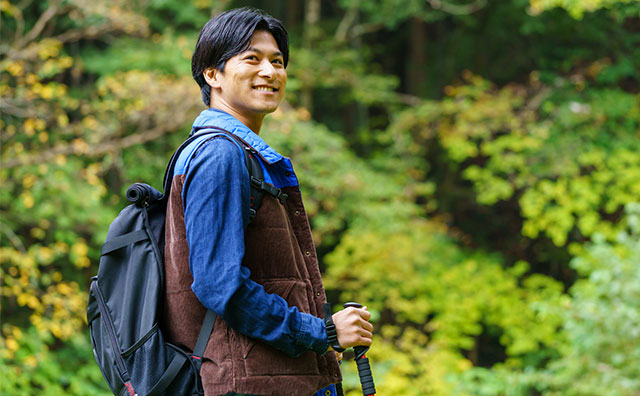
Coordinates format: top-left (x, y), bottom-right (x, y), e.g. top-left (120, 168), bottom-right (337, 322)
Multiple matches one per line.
top-left (250, 176), bottom-right (288, 205)
top-left (274, 189), bottom-right (288, 205)
top-left (250, 176), bottom-right (263, 189)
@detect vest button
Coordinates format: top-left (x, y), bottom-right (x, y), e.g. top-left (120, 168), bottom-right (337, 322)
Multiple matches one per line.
top-left (316, 291), bottom-right (321, 297)
top-left (295, 210), bottom-right (300, 215)
top-left (305, 251), bottom-right (311, 256)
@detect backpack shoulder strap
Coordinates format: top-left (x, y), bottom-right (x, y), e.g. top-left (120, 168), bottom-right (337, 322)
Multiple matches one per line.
top-left (204, 131), bottom-right (271, 223)
top-left (162, 130), bottom-right (221, 198)
top-left (244, 147), bottom-right (266, 223)
top-left (215, 132), bottom-right (288, 220)
top-left (179, 126), bottom-right (288, 222)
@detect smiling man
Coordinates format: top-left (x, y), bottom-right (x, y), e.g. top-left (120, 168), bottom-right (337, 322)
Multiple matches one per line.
top-left (162, 7), bottom-right (373, 396)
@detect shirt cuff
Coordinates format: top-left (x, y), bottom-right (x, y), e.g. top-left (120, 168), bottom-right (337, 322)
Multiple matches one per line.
top-left (296, 313), bottom-right (330, 355)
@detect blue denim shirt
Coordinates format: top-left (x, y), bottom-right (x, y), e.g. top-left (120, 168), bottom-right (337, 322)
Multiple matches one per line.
top-left (174, 109), bottom-right (331, 362)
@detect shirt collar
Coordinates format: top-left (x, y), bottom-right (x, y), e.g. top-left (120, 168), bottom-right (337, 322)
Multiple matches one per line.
top-left (190, 108), bottom-right (284, 165)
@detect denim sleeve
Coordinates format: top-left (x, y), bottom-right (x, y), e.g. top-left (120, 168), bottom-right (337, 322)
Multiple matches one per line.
top-left (182, 137), bottom-right (329, 357)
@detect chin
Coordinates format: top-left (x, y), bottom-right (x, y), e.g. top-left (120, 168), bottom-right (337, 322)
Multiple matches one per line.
top-left (257, 104), bottom-right (280, 114)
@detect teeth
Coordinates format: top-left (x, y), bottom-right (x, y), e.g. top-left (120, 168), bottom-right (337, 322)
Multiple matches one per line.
top-left (254, 86), bottom-right (275, 92)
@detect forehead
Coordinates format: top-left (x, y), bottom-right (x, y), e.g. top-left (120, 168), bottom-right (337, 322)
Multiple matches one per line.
top-left (245, 30), bottom-right (280, 53)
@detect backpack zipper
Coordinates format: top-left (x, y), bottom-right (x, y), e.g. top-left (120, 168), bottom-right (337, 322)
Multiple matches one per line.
top-left (91, 281), bottom-right (130, 382)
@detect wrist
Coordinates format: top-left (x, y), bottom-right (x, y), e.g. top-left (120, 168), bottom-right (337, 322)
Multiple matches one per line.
top-left (322, 303), bottom-right (345, 353)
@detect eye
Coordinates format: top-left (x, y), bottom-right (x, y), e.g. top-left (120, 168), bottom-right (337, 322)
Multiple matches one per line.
top-left (272, 58), bottom-right (283, 65)
top-left (244, 55), bottom-right (258, 61)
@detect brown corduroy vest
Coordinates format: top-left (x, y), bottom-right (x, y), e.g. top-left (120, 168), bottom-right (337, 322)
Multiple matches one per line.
top-left (162, 168), bottom-right (341, 396)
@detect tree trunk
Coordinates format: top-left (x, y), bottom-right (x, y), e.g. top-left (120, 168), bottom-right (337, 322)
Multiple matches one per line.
top-left (285, 0), bottom-right (302, 27)
top-left (301, 0), bottom-right (321, 113)
top-left (406, 17), bottom-right (426, 96)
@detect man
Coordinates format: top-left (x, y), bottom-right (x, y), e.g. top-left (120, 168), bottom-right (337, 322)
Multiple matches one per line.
top-left (162, 7), bottom-right (373, 396)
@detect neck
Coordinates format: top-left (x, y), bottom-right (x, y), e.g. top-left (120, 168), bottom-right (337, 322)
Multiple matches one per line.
top-left (209, 102), bottom-right (264, 134)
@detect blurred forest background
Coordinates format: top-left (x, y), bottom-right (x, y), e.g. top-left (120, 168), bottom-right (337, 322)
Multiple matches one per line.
top-left (2, 0), bottom-right (640, 395)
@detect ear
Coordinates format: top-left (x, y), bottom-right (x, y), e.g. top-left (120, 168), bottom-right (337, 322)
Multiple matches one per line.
top-left (203, 67), bottom-right (221, 89)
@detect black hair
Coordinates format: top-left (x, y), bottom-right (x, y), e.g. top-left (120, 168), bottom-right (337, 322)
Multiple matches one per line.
top-left (191, 7), bottom-right (289, 106)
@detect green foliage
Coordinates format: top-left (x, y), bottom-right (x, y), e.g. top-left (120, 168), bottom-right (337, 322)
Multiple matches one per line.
top-left (263, 109), bottom-right (418, 248)
top-left (539, 205), bottom-right (640, 394)
top-left (338, 0), bottom-right (448, 27)
top-left (325, 221), bottom-right (564, 395)
top-left (144, 0), bottom-right (212, 32)
top-left (453, 204), bottom-right (640, 395)
top-left (387, 70), bottom-right (640, 246)
top-left (0, 329), bottom-right (111, 396)
top-left (529, 0), bottom-right (640, 18)
top-left (1, 0), bottom-right (639, 394)
top-left (287, 43), bottom-right (401, 108)
top-left (81, 33), bottom-right (196, 77)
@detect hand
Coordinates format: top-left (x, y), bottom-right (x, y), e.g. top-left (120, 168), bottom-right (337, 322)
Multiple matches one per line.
top-left (331, 306), bottom-right (373, 349)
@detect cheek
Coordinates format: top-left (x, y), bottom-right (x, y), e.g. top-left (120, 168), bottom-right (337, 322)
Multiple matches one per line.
top-left (233, 75), bottom-right (249, 89)
top-left (229, 69), bottom-right (251, 88)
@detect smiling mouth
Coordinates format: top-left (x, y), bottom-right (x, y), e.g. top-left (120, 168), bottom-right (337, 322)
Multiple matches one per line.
top-left (253, 86), bottom-right (278, 92)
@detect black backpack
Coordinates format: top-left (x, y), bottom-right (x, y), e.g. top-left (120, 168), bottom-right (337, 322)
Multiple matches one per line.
top-left (87, 128), bottom-right (287, 396)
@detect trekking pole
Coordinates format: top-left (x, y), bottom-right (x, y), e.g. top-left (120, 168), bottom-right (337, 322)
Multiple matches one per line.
top-left (343, 302), bottom-right (376, 396)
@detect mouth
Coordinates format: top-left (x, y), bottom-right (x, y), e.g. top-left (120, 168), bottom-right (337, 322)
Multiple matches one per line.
top-left (253, 85), bottom-right (278, 92)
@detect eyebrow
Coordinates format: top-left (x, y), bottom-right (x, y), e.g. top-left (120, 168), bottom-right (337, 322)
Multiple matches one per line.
top-left (246, 47), bottom-right (283, 57)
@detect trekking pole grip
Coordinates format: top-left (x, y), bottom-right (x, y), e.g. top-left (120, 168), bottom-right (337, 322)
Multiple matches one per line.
top-left (343, 302), bottom-right (376, 396)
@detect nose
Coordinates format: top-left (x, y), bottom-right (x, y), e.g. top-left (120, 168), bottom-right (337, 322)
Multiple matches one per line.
top-left (258, 59), bottom-right (275, 79)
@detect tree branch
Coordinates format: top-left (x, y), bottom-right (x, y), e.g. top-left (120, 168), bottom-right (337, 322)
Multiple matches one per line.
top-left (0, 220), bottom-right (26, 252)
top-left (0, 99), bottom-right (38, 119)
top-left (18, 0), bottom-right (36, 11)
top-left (397, 93), bottom-right (424, 106)
top-left (335, 5), bottom-right (359, 42)
top-left (425, 0), bottom-right (487, 15)
top-left (523, 86), bottom-right (552, 113)
top-left (1, 124), bottom-right (178, 169)
top-left (54, 24), bottom-right (114, 43)
top-left (351, 22), bottom-right (386, 38)
top-left (13, 2), bottom-right (25, 42)
top-left (15, 1), bottom-right (61, 48)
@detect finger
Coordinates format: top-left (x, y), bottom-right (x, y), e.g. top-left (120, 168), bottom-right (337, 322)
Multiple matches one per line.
top-left (353, 317), bottom-right (373, 332)
top-left (345, 307), bottom-right (360, 317)
top-left (359, 329), bottom-right (373, 340)
top-left (358, 308), bottom-right (371, 321)
top-left (361, 320), bottom-right (373, 332)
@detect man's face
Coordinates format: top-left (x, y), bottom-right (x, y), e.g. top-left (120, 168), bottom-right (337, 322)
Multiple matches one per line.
top-left (211, 30), bottom-right (287, 120)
